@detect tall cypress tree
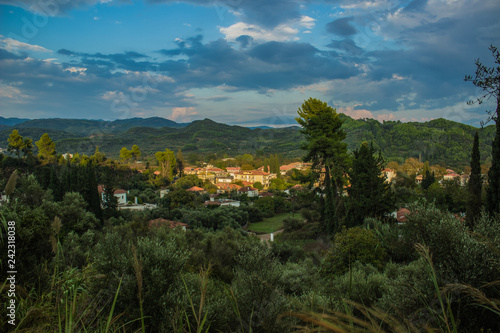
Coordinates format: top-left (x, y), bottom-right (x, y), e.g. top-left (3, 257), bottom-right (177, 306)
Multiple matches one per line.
top-left (465, 45), bottom-right (499, 215)
top-left (487, 118), bottom-right (500, 215)
top-left (421, 162), bottom-right (436, 190)
top-left (467, 131), bottom-right (482, 228)
top-left (347, 142), bottom-right (394, 227)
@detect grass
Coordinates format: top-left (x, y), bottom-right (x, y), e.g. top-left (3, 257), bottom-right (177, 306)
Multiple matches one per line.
top-left (247, 212), bottom-right (294, 234)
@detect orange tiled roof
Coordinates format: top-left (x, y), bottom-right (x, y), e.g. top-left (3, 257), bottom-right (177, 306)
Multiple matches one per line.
top-left (187, 186), bottom-right (205, 192)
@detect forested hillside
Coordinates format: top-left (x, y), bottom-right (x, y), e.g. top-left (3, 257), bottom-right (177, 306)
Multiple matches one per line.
top-left (0, 116), bottom-right (495, 168)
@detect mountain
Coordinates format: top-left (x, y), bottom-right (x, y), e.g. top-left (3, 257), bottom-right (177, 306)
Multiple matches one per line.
top-left (1, 116), bottom-right (496, 168)
top-left (0, 128), bottom-right (83, 145)
top-left (249, 126), bottom-right (273, 129)
top-left (13, 117), bottom-right (186, 136)
top-left (0, 116), bottom-right (30, 126)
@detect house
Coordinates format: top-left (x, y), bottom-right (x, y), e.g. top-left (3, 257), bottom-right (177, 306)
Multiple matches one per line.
top-left (204, 199), bottom-right (241, 207)
top-left (226, 167), bottom-right (241, 176)
top-left (206, 167), bottom-right (224, 175)
top-left (159, 188), bottom-right (170, 198)
top-left (238, 186), bottom-right (259, 197)
top-left (443, 173), bottom-right (461, 182)
top-left (186, 186), bottom-right (205, 193)
top-left (97, 185), bottom-right (128, 205)
top-left (279, 162), bottom-right (311, 175)
top-left (284, 184), bottom-right (303, 195)
top-left (183, 166), bottom-right (198, 175)
top-left (233, 170), bottom-right (274, 188)
top-left (149, 218), bottom-right (188, 230)
top-left (113, 189), bottom-right (127, 204)
top-left (396, 208), bottom-right (410, 223)
top-left (215, 176), bottom-right (233, 183)
top-left (279, 164), bottom-right (296, 175)
top-left (382, 168), bottom-right (396, 183)
top-left (259, 192), bottom-right (274, 198)
top-left (415, 175), bottom-right (423, 184)
top-left (215, 183), bottom-right (242, 193)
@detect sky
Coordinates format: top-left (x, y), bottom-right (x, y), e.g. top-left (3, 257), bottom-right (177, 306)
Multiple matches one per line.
top-left (0, 0), bottom-right (499, 127)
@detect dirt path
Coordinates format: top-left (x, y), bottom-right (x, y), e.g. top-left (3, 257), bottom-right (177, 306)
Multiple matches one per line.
top-left (257, 228), bottom-right (284, 241)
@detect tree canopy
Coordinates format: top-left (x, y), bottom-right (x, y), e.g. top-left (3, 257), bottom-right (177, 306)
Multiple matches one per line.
top-left (296, 98), bottom-right (349, 233)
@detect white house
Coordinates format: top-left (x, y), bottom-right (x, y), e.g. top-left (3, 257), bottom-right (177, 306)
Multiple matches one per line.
top-left (98, 185), bottom-right (128, 205)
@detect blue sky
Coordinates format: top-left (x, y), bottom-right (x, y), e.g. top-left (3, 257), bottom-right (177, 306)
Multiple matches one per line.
top-left (0, 0), bottom-right (499, 127)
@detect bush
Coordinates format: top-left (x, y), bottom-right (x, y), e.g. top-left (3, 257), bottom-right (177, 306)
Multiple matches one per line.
top-left (324, 263), bottom-right (389, 308)
top-left (321, 227), bottom-right (386, 276)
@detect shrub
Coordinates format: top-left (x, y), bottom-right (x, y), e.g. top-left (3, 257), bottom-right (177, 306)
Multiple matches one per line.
top-left (321, 227), bottom-right (386, 276)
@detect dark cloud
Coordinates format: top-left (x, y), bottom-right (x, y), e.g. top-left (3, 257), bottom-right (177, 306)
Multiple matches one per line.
top-left (146, 0), bottom-right (302, 28)
top-left (4, 0), bottom-right (303, 28)
top-left (203, 96), bottom-right (231, 102)
top-left (50, 36), bottom-right (360, 95)
top-left (0, 48), bottom-right (25, 60)
top-left (326, 38), bottom-right (364, 57)
top-left (236, 35), bottom-right (253, 48)
top-left (326, 17), bottom-right (357, 36)
top-left (58, 49), bottom-right (152, 72)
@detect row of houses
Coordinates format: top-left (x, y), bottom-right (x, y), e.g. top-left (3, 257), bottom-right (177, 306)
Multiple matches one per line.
top-left (186, 185), bottom-right (260, 197)
top-left (183, 165), bottom-right (279, 189)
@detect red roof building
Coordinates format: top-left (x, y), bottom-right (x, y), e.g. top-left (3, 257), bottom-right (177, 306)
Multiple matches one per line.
top-left (397, 208), bottom-right (410, 223)
top-left (186, 186), bottom-right (205, 192)
top-left (149, 218), bottom-right (188, 230)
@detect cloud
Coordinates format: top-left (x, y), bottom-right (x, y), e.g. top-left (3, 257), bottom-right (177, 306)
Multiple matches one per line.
top-left (326, 17), bottom-right (357, 36)
top-left (337, 106), bottom-right (374, 119)
top-left (235, 35), bottom-right (253, 48)
top-left (0, 82), bottom-right (30, 102)
top-left (198, 95), bottom-right (231, 102)
top-left (169, 106), bottom-right (198, 122)
top-left (220, 22), bottom-right (299, 42)
top-left (0, 35), bottom-right (52, 55)
top-left (299, 16), bottom-right (316, 30)
top-left (0, 0), bottom-right (106, 16)
top-left (64, 67), bottom-right (87, 75)
top-left (220, 15), bottom-right (316, 43)
top-left (4, 0), bottom-right (303, 28)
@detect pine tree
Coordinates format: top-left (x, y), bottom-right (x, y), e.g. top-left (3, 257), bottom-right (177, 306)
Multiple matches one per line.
top-left (120, 147), bottom-right (131, 162)
top-left (7, 130), bottom-right (24, 160)
top-left (131, 145), bottom-right (141, 161)
top-left (35, 133), bottom-right (56, 163)
top-left (155, 149), bottom-right (176, 180)
top-left (467, 131), bottom-right (482, 228)
top-left (296, 98), bottom-right (349, 233)
top-left (176, 149), bottom-right (184, 177)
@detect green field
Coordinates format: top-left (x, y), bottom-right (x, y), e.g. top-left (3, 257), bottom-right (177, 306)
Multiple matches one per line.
top-left (247, 212), bottom-right (294, 234)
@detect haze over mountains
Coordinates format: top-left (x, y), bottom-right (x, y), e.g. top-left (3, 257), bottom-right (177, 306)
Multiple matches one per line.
top-left (0, 116), bottom-right (496, 168)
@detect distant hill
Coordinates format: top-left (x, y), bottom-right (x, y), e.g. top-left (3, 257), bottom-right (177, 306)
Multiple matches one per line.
top-left (0, 116), bottom-right (30, 126)
top-left (1, 116), bottom-right (496, 168)
top-left (0, 128), bottom-right (83, 148)
top-left (12, 117), bottom-right (186, 136)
